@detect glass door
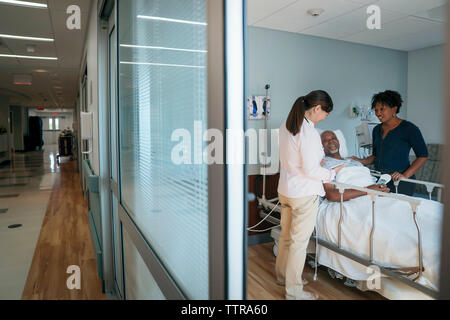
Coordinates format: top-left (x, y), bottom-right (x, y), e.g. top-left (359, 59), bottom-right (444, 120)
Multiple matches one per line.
top-left (104, 0), bottom-right (246, 300)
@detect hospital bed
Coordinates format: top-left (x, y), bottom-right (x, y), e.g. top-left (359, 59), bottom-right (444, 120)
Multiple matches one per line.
top-left (255, 130), bottom-right (444, 300)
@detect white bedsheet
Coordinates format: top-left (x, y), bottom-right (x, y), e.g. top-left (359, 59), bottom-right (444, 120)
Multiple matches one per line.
top-left (316, 167), bottom-right (443, 291)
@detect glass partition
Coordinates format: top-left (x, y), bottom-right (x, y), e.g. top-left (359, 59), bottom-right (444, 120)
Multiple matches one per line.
top-left (118, 0), bottom-right (208, 299)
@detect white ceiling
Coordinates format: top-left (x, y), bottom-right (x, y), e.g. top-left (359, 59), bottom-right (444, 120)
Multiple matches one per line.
top-left (248, 0), bottom-right (447, 51)
top-left (0, 0), bottom-right (91, 108)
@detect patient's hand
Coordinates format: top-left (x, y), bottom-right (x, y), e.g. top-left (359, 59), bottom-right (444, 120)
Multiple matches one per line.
top-left (350, 156), bottom-right (362, 162)
top-left (367, 184), bottom-right (390, 193)
top-left (320, 158), bottom-right (328, 166)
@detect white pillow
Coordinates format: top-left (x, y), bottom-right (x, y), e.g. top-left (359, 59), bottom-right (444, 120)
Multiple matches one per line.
top-left (316, 128), bottom-right (348, 158)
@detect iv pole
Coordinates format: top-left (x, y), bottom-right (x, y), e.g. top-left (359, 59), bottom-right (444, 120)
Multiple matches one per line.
top-left (262, 84), bottom-right (270, 200)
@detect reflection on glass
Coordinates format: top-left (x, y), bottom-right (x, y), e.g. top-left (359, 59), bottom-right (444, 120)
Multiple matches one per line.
top-left (118, 0), bottom-right (208, 299)
top-left (123, 228), bottom-right (165, 300)
top-left (111, 192), bottom-right (123, 297)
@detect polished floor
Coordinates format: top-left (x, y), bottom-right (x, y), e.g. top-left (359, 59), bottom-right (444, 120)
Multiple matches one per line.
top-left (0, 145), bottom-right (104, 300)
top-left (247, 242), bottom-right (385, 300)
top-left (0, 146), bottom-right (58, 299)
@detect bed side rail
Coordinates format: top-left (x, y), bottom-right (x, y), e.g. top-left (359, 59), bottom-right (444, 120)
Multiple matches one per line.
top-left (370, 170), bottom-right (444, 202)
top-left (258, 182), bottom-right (436, 295)
top-left (330, 181), bottom-right (424, 283)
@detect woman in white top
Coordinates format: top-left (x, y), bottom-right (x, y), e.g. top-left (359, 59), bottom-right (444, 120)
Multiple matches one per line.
top-left (276, 90), bottom-right (344, 300)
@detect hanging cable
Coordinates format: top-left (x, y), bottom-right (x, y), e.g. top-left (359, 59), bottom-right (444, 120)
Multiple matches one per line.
top-left (247, 201), bottom-right (280, 231)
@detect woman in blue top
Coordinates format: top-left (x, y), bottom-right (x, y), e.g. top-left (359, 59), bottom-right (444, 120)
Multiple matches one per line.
top-left (352, 90), bottom-right (428, 196)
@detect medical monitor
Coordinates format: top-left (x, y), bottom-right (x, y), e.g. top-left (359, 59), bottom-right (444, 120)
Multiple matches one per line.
top-left (355, 121), bottom-right (378, 148)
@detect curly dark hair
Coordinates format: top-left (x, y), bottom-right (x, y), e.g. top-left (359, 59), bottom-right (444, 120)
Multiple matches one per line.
top-left (371, 90), bottom-right (403, 114)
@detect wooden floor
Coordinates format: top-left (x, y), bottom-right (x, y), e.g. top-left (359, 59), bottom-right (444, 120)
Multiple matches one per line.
top-left (22, 159), bottom-right (105, 300)
top-left (18, 150), bottom-right (382, 300)
top-left (247, 242), bottom-right (386, 300)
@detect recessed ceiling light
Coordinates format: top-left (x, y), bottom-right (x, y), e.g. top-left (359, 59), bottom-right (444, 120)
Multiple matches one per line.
top-left (0, 0), bottom-right (47, 9)
top-left (0, 53), bottom-right (57, 60)
top-left (34, 69), bottom-right (48, 73)
top-left (26, 44), bottom-right (36, 52)
top-left (307, 8), bottom-right (324, 17)
top-left (0, 33), bottom-right (54, 42)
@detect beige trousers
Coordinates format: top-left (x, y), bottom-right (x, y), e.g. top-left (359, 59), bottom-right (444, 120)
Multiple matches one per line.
top-left (275, 193), bottom-right (319, 300)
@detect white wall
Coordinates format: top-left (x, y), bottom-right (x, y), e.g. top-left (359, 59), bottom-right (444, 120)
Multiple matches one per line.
top-left (407, 45), bottom-right (444, 145)
top-left (80, 0), bottom-right (100, 174)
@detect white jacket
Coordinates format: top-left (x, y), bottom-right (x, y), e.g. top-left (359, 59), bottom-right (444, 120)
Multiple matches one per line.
top-left (278, 119), bottom-right (335, 198)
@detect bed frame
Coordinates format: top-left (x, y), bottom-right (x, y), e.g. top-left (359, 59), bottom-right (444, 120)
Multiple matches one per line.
top-left (256, 175), bottom-right (444, 299)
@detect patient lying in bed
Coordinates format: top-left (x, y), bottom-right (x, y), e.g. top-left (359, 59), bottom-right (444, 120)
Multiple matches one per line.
top-left (320, 130), bottom-right (390, 201)
top-left (316, 131), bottom-right (443, 294)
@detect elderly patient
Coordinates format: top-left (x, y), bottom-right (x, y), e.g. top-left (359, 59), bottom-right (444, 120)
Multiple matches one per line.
top-left (320, 130), bottom-right (389, 201)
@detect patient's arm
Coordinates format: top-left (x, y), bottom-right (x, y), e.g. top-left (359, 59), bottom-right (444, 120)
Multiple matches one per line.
top-left (350, 155), bottom-right (375, 166)
top-left (323, 183), bottom-right (389, 202)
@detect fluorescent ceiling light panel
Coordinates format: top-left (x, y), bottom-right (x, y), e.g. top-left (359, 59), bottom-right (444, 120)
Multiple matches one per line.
top-left (0, 0), bottom-right (47, 8)
top-left (0, 53), bottom-right (57, 60)
top-left (0, 33), bottom-right (54, 42)
top-left (120, 61), bottom-right (205, 69)
top-left (120, 44), bottom-right (207, 53)
top-left (137, 15), bottom-right (207, 26)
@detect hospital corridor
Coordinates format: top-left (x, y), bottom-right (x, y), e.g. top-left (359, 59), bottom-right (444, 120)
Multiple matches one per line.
top-left (1, 0), bottom-right (450, 303)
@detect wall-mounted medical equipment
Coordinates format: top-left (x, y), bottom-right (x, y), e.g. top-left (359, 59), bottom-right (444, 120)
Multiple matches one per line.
top-left (260, 84), bottom-right (272, 199)
top-left (349, 105), bottom-right (360, 118)
top-left (248, 93), bottom-right (270, 120)
top-left (349, 105), bottom-right (375, 121)
top-left (360, 106), bottom-right (375, 121)
top-left (355, 121), bottom-right (378, 148)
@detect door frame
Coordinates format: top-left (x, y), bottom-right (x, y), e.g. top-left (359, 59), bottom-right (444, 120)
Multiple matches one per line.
top-left (98, 0), bottom-right (115, 296)
top-left (97, 0), bottom-right (245, 300)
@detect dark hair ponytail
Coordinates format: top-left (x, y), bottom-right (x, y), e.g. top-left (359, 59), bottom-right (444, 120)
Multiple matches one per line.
top-left (286, 96), bottom-right (307, 137)
top-left (286, 90), bottom-right (333, 136)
